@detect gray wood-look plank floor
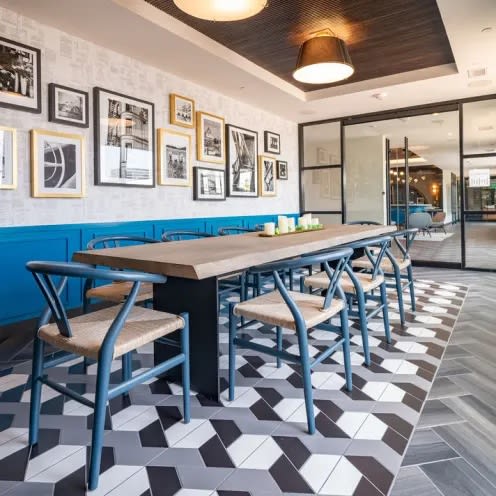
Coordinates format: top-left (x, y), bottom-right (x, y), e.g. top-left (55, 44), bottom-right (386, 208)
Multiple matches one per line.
top-left (391, 267), bottom-right (496, 496)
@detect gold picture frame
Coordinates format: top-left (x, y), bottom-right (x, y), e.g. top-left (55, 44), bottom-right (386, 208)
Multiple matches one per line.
top-left (31, 129), bottom-right (85, 198)
top-left (259, 155), bottom-right (277, 197)
top-left (170, 93), bottom-right (195, 128)
top-left (196, 111), bottom-right (225, 164)
top-left (157, 128), bottom-right (192, 187)
top-left (0, 126), bottom-right (17, 190)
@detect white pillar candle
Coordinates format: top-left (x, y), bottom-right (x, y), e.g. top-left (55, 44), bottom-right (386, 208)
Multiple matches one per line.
top-left (304, 213), bottom-right (312, 225)
top-left (298, 217), bottom-right (308, 229)
top-left (288, 217), bottom-right (296, 232)
top-left (278, 216), bottom-right (289, 234)
top-left (264, 222), bottom-right (275, 236)
top-left (312, 217), bottom-right (319, 226)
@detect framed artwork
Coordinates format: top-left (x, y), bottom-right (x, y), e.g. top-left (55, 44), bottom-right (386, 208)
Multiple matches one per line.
top-left (277, 160), bottom-right (288, 180)
top-left (193, 166), bottom-right (226, 201)
top-left (157, 128), bottom-right (191, 187)
top-left (170, 93), bottom-right (195, 128)
top-left (30, 129), bottom-right (85, 198)
top-left (264, 130), bottom-right (280, 154)
top-left (196, 111), bottom-right (225, 164)
top-left (226, 124), bottom-right (258, 197)
top-left (259, 155), bottom-right (277, 197)
top-left (48, 83), bottom-right (89, 127)
top-left (94, 87), bottom-right (155, 187)
top-left (0, 36), bottom-right (41, 113)
top-left (0, 126), bottom-right (17, 189)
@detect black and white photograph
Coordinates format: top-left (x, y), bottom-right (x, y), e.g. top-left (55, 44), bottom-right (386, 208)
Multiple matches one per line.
top-left (170, 93), bottom-right (195, 128)
top-left (0, 126), bottom-right (17, 189)
top-left (226, 124), bottom-right (258, 197)
top-left (0, 36), bottom-right (41, 113)
top-left (193, 166), bottom-right (226, 201)
top-left (197, 111), bottom-right (225, 164)
top-left (264, 130), bottom-right (281, 154)
top-left (49, 83), bottom-right (89, 127)
top-left (30, 129), bottom-right (85, 198)
top-left (94, 87), bottom-right (155, 187)
top-left (277, 160), bottom-right (288, 180)
top-left (259, 155), bottom-right (277, 196)
top-left (157, 128), bottom-right (191, 187)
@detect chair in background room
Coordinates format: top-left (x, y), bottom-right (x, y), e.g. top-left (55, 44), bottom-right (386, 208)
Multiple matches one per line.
top-left (228, 247), bottom-right (354, 434)
top-left (26, 261), bottom-right (190, 490)
top-left (83, 236), bottom-right (159, 313)
top-left (430, 211), bottom-right (447, 234)
top-left (303, 235), bottom-right (392, 367)
top-left (353, 229), bottom-right (418, 327)
top-left (408, 212), bottom-right (432, 236)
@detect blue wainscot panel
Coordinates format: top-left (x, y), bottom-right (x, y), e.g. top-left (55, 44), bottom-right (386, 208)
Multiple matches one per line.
top-left (0, 213), bottom-right (297, 325)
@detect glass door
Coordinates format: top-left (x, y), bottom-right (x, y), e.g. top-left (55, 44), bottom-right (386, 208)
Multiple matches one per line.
top-left (388, 137), bottom-right (409, 229)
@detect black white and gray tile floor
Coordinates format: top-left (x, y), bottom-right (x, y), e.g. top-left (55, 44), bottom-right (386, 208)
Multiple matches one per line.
top-left (0, 277), bottom-right (468, 495)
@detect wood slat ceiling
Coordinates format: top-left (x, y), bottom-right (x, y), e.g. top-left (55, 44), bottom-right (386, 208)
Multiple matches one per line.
top-left (145, 0), bottom-right (455, 92)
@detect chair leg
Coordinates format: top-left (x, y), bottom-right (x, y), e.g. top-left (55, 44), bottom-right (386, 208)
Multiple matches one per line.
top-left (88, 357), bottom-right (112, 491)
top-left (356, 290), bottom-right (371, 366)
top-left (394, 268), bottom-right (406, 326)
top-left (296, 327), bottom-right (315, 435)
top-left (380, 282), bottom-right (392, 344)
top-left (228, 303), bottom-right (237, 402)
top-left (289, 269), bottom-right (294, 291)
top-left (256, 274), bottom-right (261, 297)
top-left (121, 352), bottom-right (132, 388)
top-left (407, 265), bottom-right (416, 312)
top-left (340, 308), bottom-right (353, 392)
top-left (29, 336), bottom-right (45, 446)
top-left (181, 313), bottom-right (191, 424)
top-left (276, 326), bottom-right (283, 369)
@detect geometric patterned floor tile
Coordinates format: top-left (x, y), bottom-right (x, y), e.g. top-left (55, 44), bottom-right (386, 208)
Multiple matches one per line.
top-left (0, 278), bottom-right (467, 495)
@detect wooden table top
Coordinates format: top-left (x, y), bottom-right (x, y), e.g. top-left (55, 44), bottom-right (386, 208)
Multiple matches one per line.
top-left (73, 224), bottom-right (397, 280)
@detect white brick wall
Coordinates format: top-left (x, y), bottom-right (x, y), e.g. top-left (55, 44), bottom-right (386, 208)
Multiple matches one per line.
top-left (0, 6), bottom-right (299, 227)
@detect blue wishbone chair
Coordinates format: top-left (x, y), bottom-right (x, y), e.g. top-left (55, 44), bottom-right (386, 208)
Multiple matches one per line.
top-left (353, 228), bottom-right (418, 325)
top-left (26, 261), bottom-right (190, 491)
top-left (303, 235), bottom-right (392, 366)
top-left (218, 226), bottom-right (255, 236)
top-left (83, 235), bottom-right (159, 313)
top-left (161, 230), bottom-right (215, 241)
top-left (229, 247), bottom-right (354, 435)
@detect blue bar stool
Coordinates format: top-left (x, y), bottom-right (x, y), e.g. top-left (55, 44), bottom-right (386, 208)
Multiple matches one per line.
top-left (26, 261), bottom-right (190, 491)
top-left (83, 236), bottom-right (159, 313)
top-left (303, 235), bottom-right (392, 366)
top-left (228, 247), bottom-right (354, 435)
top-left (353, 229), bottom-right (418, 326)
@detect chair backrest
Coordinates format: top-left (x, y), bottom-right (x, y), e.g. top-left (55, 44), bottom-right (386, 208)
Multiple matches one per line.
top-left (249, 247), bottom-right (354, 331)
top-left (408, 212), bottom-right (432, 229)
top-left (432, 211), bottom-right (446, 223)
top-left (87, 236), bottom-right (158, 250)
top-left (342, 235), bottom-right (392, 280)
top-left (26, 261), bottom-right (166, 339)
top-left (388, 228), bottom-right (417, 261)
top-left (218, 226), bottom-right (255, 236)
top-left (161, 230), bottom-right (215, 242)
top-left (345, 220), bottom-right (382, 226)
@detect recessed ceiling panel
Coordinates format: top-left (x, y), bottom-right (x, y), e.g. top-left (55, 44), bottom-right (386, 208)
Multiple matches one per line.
top-left (145, 0), bottom-right (455, 92)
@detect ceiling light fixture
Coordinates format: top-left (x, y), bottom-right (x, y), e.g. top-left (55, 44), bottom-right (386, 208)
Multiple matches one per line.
top-left (173, 0), bottom-right (267, 21)
top-left (293, 29), bottom-right (354, 84)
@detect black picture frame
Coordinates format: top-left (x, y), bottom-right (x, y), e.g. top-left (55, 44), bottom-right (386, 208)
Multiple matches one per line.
top-left (226, 124), bottom-right (259, 198)
top-left (93, 86), bottom-right (155, 188)
top-left (48, 83), bottom-right (89, 128)
top-left (264, 130), bottom-right (281, 155)
top-left (277, 160), bottom-right (288, 180)
top-left (0, 36), bottom-right (41, 114)
top-left (193, 166), bottom-right (226, 201)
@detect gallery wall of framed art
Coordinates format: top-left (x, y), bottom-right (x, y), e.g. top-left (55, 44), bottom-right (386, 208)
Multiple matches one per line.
top-left (0, 5), bottom-right (298, 227)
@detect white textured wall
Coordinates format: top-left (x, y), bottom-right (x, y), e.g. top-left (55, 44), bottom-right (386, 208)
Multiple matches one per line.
top-left (0, 7), bottom-right (299, 227)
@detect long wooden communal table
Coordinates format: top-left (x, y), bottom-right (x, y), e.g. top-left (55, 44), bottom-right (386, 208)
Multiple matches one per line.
top-left (73, 224), bottom-right (396, 401)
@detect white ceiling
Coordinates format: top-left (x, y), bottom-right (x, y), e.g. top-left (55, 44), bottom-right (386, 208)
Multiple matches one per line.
top-left (1, 0), bottom-right (496, 123)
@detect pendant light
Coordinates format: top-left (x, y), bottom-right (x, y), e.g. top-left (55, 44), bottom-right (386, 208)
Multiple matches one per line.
top-left (293, 30), bottom-right (354, 84)
top-left (173, 0), bottom-right (267, 21)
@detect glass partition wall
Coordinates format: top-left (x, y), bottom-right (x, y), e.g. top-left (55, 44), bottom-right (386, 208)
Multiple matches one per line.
top-left (300, 93), bottom-right (496, 271)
